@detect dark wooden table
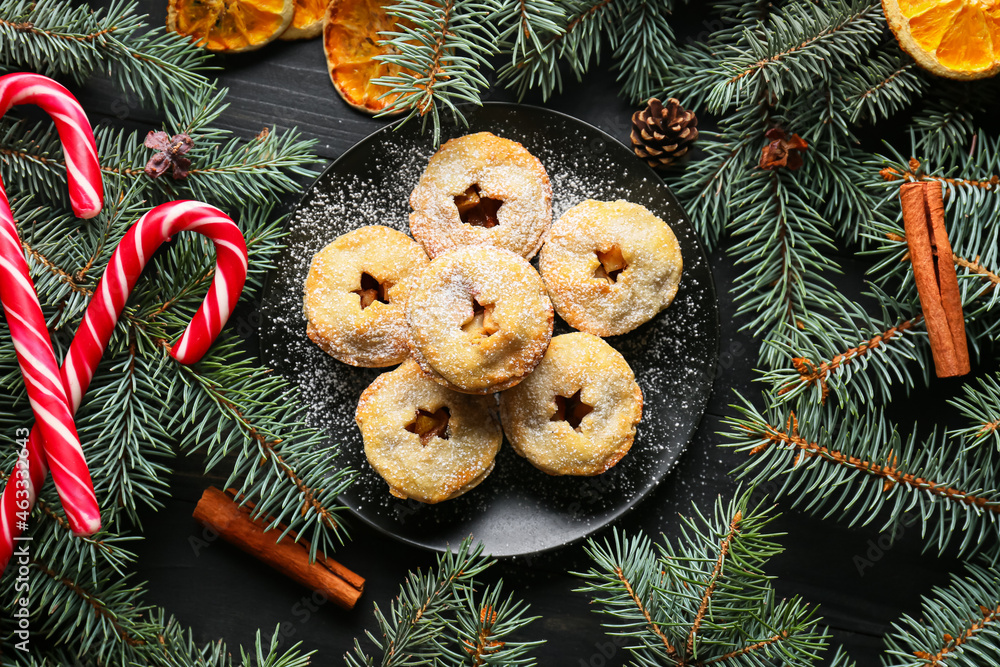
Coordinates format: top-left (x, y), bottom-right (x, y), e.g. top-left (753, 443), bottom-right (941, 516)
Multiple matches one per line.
top-left (75, 7), bottom-right (965, 665)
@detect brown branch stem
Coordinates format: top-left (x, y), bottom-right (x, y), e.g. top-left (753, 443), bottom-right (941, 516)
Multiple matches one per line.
top-left (914, 605), bottom-right (1000, 666)
top-left (0, 145), bottom-right (144, 178)
top-left (464, 607), bottom-right (505, 666)
top-left (0, 17), bottom-right (116, 42)
top-left (854, 64), bottom-right (913, 105)
top-left (887, 233), bottom-right (1000, 290)
top-left (685, 511), bottom-right (742, 660)
top-left (726, 7), bottom-right (874, 84)
top-left (33, 561), bottom-right (145, 646)
top-left (781, 317), bottom-right (922, 402)
top-left (20, 238), bottom-right (94, 296)
top-left (414, 0), bottom-right (454, 116)
top-left (954, 255), bottom-right (1000, 289)
top-left (747, 412), bottom-right (1000, 512)
top-left (700, 632), bottom-right (788, 665)
top-left (979, 420), bottom-right (1000, 436)
top-left (880, 162), bottom-right (1000, 191)
top-left (615, 566), bottom-right (678, 658)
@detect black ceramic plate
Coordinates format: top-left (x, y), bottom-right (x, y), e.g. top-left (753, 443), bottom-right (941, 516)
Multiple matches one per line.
top-left (259, 103), bottom-right (719, 557)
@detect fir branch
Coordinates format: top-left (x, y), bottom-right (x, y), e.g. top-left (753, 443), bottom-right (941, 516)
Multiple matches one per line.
top-left (617, 562), bottom-right (677, 658)
top-left (724, 398), bottom-right (1000, 555)
top-left (579, 530), bottom-right (678, 662)
top-left (809, 146), bottom-right (880, 245)
top-left (759, 236), bottom-right (986, 406)
top-left (454, 585), bottom-right (543, 666)
top-left (699, 0), bottom-right (883, 114)
top-left (12, 558), bottom-right (152, 663)
top-left (373, 0), bottom-right (499, 145)
top-left (0, 0), bottom-right (212, 109)
top-left (161, 337), bottom-right (355, 559)
top-left (576, 490), bottom-right (830, 667)
top-left (711, 0), bottom-right (778, 25)
top-left (238, 628), bottom-right (314, 667)
top-left (346, 537), bottom-right (540, 666)
top-left (950, 373), bottom-right (1000, 451)
top-left (77, 345), bottom-right (173, 522)
top-left (0, 467), bottom-right (139, 579)
top-left (668, 31), bottom-right (857, 370)
top-left (845, 48), bottom-right (926, 124)
top-left (661, 118), bottom-right (758, 251)
top-left (684, 508), bottom-right (742, 660)
top-left (494, 0), bottom-right (566, 64)
top-left (913, 115), bottom-right (977, 167)
top-left (497, 0), bottom-right (622, 101)
top-left (829, 646), bottom-right (859, 667)
top-left (883, 562), bottom-right (1000, 667)
top-left (766, 304), bottom-right (926, 407)
top-left (613, 0), bottom-right (675, 104)
top-left (727, 139), bottom-right (844, 368)
top-left (12, 183), bottom-right (151, 334)
top-left (0, 88), bottom-right (320, 215)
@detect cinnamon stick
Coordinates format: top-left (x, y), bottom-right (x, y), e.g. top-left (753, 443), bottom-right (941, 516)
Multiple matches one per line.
top-left (899, 181), bottom-right (969, 378)
top-left (192, 487), bottom-right (364, 609)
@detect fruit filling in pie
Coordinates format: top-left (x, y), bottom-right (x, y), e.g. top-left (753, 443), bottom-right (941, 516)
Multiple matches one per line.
top-left (353, 272), bottom-right (390, 309)
top-left (462, 299), bottom-right (499, 337)
top-left (454, 185), bottom-right (503, 229)
top-left (405, 407), bottom-right (451, 445)
top-left (551, 390), bottom-right (593, 431)
top-left (594, 246), bottom-right (627, 283)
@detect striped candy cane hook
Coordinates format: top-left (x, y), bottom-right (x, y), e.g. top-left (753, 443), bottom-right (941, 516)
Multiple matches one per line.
top-left (0, 74), bottom-right (102, 218)
top-left (0, 201), bottom-right (249, 571)
top-left (0, 73), bottom-right (104, 535)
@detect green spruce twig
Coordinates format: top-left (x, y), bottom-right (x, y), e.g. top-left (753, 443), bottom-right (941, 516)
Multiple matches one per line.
top-left (576, 489), bottom-right (831, 666)
top-left (346, 536), bottom-right (542, 666)
top-left (373, 0), bottom-right (499, 144)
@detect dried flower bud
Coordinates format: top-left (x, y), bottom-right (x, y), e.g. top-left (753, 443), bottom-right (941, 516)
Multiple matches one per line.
top-left (759, 127), bottom-right (808, 171)
top-left (144, 130), bottom-right (194, 180)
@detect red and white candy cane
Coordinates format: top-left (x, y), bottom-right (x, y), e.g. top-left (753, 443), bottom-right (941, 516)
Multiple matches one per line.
top-left (0, 73), bottom-right (103, 536)
top-left (0, 200), bottom-right (249, 570)
top-left (0, 74), bottom-right (102, 218)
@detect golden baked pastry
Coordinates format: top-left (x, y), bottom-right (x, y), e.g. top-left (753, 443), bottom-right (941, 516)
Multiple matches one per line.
top-left (539, 199), bottom-right (683, 337)
top-left (409, 132), bottom-right (552, 260)
top-left (406, 245), bottom-right (554, 394)
top-left (304, 225), bottom-right (429, 367)
top-left (356, 360), bottom-right (502, 503)
top-left (499, 332), bottom-right (642, 476)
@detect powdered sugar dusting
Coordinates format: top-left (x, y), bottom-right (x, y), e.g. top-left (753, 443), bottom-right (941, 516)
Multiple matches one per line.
top-left (409, 132), bottom-right (552, 260)
top-left (407, 245), bottom-right (552, 393)
top-left (259, 105), bottom-right (719, 556)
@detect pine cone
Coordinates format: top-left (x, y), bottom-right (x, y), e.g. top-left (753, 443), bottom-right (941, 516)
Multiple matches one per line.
top-left (630, 98), bottom-right (699, 170)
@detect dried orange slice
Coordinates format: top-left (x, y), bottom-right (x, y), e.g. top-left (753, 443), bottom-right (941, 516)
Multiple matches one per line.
top-left (883, 0), bottom-right (1000, 80)
top-left (280, 0), bottom-right (325, 39)
top-left (323, 0), bottom-right (414, 114)
top-left (167, 0), bottom-right (293, 53)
